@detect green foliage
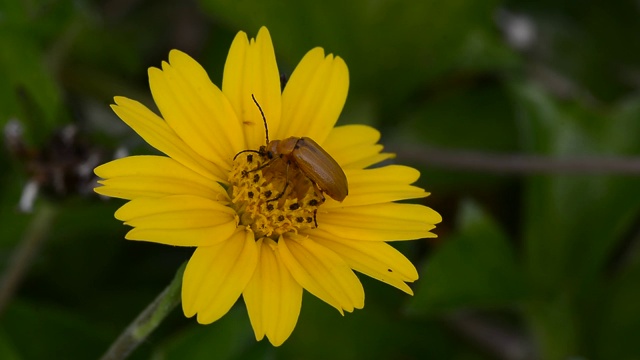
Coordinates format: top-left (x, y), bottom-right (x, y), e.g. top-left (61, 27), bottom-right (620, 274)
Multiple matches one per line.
top-left (200, 0), bottom-right (510, 115)
top-left (1, 0), bottom-right (640, 359)
top-left (409, 201), bottom-right (525, 315)
top-left (0, 301), bottom-right (108, 359)
top-left (513, 83), bottom-right (640, 359)
top-left (152, 306), bottom-right (257, 360)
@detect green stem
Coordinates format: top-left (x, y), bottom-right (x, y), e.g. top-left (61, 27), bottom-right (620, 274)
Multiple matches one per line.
top-left (100, 262), bottom-right (186, 360)
top-left (0, 202), bottom-right (58, 317)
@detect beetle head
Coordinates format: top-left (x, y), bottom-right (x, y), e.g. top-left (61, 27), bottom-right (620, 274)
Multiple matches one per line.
top-left (266, 140), bottom-right (279, 159)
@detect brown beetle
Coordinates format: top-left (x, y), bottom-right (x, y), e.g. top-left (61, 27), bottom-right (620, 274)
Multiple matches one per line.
top-left (234, 95), bottom-right (348, 202)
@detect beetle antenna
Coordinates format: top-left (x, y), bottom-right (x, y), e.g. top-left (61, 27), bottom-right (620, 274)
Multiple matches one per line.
top-left (251, 94), bottom-right (269, 144)
top-left (233, 149), bottom-right (261, 161)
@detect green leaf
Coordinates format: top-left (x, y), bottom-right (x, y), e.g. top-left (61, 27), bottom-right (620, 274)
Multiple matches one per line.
top-left (198, 0), bottom-right (506, 112)
top-left (507, 1), bottom-right (640, 102)
top-left (0, 328), bottom-right (21, 360)
top-left (512, 83), bottom-right (640, 359)
top-left (152, 306), bottom-right (258, 360)
top-left (513, 83), bottom-right (640, 293)
top-left (394, 84), bottom-right (518, 151)
top-left (390, 82), bottom-right (520, 191)
top-left (0, 7), bottom-right (65, 143)
top-left (408, 200), bottom-right (525, 315)
top-left (525, 296), bottom-right (579, 360)
top-left (0, 167), bottom-right (32, 248)
top-left (0, 33), bottom-right (61, 137)
top-left (0, 301), bottom-right (108, 359)
top-left (594, 254), bottom-right (640, 359)
top-left (281, 291), bottom-right (492, 360)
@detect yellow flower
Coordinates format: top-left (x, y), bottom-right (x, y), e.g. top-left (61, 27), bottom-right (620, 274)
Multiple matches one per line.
top-left (94, 27), bottom-right (441, 346)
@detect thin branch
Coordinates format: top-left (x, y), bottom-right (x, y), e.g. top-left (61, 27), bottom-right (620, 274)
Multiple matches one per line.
top-left (391, 145), bottom-right (640, 175)
top-left (100, 262), bottom-right (186, 360)
top-left (444, 312), bottom-right (536, 360)
top-left (0, 202), bottom-right (57, 316)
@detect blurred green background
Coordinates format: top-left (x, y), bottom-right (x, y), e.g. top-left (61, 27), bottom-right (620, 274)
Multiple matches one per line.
top-left (2, 0), bottom-right (640, 359)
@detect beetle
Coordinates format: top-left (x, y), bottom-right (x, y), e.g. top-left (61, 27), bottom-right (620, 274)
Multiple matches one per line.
top-left (234, 95), bottom-right (348, 202)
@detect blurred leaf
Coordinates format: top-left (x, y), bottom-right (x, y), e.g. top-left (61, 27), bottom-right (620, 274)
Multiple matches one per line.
top-left (391, 81), bottom-right (520, 191)
top-left (512, 82), bottom-right (640, 358)
top-left (525, 296), bottom-right (578, 360)
top-left (594, 251), bottom-right (640, 360)
top-left (394, 83), bottom-right (518, 151)
top-left (0, 328), bottom-right (20, 360)
top-left (153, 292), bottom-right (492, 359)
top-left (0, 32), bottom-right (62, 141)
top-left (199, 0), bottom-right (506, 114)
top-left (513, 83), bottom-right (640, 293)
top-left (0, 169), bottom-right (31, 248)
top-left (408, 200), bottom-right (525, 315)
top-left (281, 291), bottom-right (491, 360)
top-left (506, 0), bottom-right (640, 101)
top-left (454, 26), bottom-right (521, 74)
top-left (0, 1), bottom-right (68, 143)
top-left (0, 301), bottom-right (107, 359)
top-left (153, 306), bottom-right (258, 360)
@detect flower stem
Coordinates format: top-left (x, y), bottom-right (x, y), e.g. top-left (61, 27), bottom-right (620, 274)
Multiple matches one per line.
top-left (0, 202), bottom-right (58, 317)
top-left (100, 262), bottom-right (186, 360)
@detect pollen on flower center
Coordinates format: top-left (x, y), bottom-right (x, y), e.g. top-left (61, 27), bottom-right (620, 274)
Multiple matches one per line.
top-left (228, 152), bottom-right (325, 239)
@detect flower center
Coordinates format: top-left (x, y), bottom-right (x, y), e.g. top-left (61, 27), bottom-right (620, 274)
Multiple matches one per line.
top-left (228, 152), bottom-right (325, 239)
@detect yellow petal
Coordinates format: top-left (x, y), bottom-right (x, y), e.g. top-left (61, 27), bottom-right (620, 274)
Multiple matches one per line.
top-left (243, 238), bottom-right (302, 346)
top-left (111, 97), bottom-right (226, 181)
top-left (94, 155), bottom-right (228, 201)
top-left (182, 227), bottom-right (258, 323)
top-left (318, 203), bottom-right (442, 241)
top-left (223, 27), bottom-right (282, 150)
top-left (308, 229), bottom-right (418, 295)
top-left (115, 195), bottom-right (238, 246)
top-left (279, 48), bottom-right (349, 143)
top-left (322, 124), bottom-right (394, 169)
top-left (278, 234), bottom-right (364, 314)
top-left (323, 165), bottom-right (428, 209)
top-left (148, 50), bottom-right (245, 169)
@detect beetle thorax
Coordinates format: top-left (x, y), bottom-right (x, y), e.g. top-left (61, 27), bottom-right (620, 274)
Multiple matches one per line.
top-left (228, 152), bottom-right (325, 240)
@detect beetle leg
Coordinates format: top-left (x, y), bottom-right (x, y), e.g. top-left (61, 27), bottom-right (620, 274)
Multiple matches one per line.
top-left (308, 181), bottom-right (324, 229)
top-left (310, 180), bottom-right (326, 204)
top-left (313, 209), bottom-right (318, 228)
top-left (247, 155), bottom-right (278, 174)
top-left (267, 160), bottom-right (290, 202)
